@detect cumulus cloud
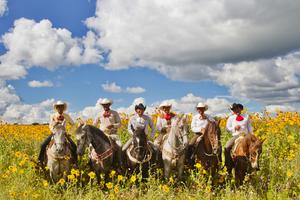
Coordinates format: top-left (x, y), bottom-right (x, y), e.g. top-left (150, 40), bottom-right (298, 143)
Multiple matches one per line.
top-left (28, 80), bottom-right (54, 88)
top-left (0, 81), bottom-right (20, 114)
top-left (0, 0), bottom-right (7, 17)
top-left (101, 81), bottom-right (146, 94)
top-left (0, 18), bottom-right (102, 80)
top-left (265, 105), bottom-right (298, 113)
top-left (211, 52), bottom-right (300, 104)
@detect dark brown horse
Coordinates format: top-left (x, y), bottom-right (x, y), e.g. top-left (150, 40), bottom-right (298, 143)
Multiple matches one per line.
top-left (232, 134), bottom-right (264, 186)
top-left (193, 120), bottom-right (222, 178)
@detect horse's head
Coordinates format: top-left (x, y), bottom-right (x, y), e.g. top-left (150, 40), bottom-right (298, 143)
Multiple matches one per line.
top-left (132, 126), bottom-right (148, 161)
top-left (204, 120), bottom-right (221, 155)
top-left (249, 136), bottom-right (264, 169)
top-left (52, 122), bottom-right (67, 154)
top-left (169, 115), bottom-right (188, 147)
top-left (75, 123), bottom-right (90, 156)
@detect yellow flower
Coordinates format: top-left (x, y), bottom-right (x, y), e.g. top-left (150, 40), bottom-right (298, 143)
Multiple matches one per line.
top-left (42, 180), bottom-right (49, 187)
top-left (114, 185), bottom-right (120, 193)
top-left (88, 171), bottom-right (96, 179)
top-left (57, 178), bottom-right (65, 186)
top-left (169, 177), bottom-right (175, 184)
top-left (15, 151), bottom-right (22, 158)
top-left (8, 165), bottom-right (17, 173)
top-left (32, 193), bottom-right (40, 199)
top-left (130, 175), bottom-right (137, 183)
top-left (9, 191), bottom-right (16, 198)
top-left (160, 184), bottom-right (170, 193)
top-left (23, 191), bottom-right (29, 198)
top-left (117, 175), bottom-right (124, 183)
top-left (287, 135), bottom-right (295, 141)
top-left (71, 169), bottom-right (80, 177)
top-left (109, 170), bottom-right (116, 178)
top-left (106, 182), bottom-right (113, 190)
top-left (287, 170), bottom-right (293, 178)
top-left (194, 163), bottom-right (201, 170)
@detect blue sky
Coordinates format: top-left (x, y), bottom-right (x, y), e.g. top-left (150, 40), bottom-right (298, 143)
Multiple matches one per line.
top-left (0, 0), bottom-right (300, 122)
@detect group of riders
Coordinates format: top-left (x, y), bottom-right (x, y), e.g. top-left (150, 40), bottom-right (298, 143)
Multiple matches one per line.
top-left (38, 99), bottom-right (253, 176)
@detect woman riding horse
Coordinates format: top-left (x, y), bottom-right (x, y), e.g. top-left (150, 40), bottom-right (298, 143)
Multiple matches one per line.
top-left (225, 103), bottom-right (253, 176)
top-left (38, 101), bottom-right (77, 167)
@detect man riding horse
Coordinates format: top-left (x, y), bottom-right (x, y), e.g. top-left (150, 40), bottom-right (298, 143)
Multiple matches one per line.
top-left (224, 103), bottom-right (253, 176)
top-left (93, 98), bottom-right (122, 166)
top-left (38, 101), bottom-right (78, 167)
top-left (154, 101), bottom-right (177, 149)
top-left (188, 102), bottom-right (215, 160)
top-left (122, 103), bottom-right (155, 152)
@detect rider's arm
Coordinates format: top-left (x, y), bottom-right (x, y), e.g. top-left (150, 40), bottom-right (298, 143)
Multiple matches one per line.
top-left (156, 117), bottom-right (163, 132)
top-left (226, 116), bottom-right (234, 133)
top-left (49, 114), bottom-right (56, 132)
top-left (148, 116), bottom-right (155, 138)
top-left (113, 111), bottom-right (121, 129)
top-left (191, 115), bottom-right (200, 133)
top-left (127, 117), bottom-right (134, 135)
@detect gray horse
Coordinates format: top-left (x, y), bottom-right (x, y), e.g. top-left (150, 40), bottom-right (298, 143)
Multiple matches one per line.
top-left (75, 124), bottom-right (116, 182)
top-left (46, 122), bottom-right (72, 183)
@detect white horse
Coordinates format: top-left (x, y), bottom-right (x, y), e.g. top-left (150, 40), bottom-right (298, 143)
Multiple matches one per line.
top-left (162, 115), bottom-right (188, 180)
top-left (46, 122), bottom-right (71, 183)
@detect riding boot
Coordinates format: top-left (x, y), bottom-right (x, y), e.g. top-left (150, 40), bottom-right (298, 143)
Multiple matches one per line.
top-left (224, 147), bottom-right (233, 175)
top-left (38, 134), bottom-right (53, 166)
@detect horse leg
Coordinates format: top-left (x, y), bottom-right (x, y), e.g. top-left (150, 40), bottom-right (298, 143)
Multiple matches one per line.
top-left (178, 157), bottom-right (185, 181)
top-left (163, 159), bottom-right (171, 180)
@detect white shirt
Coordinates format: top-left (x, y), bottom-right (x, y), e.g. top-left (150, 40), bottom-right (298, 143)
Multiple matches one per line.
top-left (156, 114), bottom-right (177, 133)
top-left (128, 114), bottom-right (155, 138)
top-left (191, 114), bottom-right (214, 133)
top-left (226, 114), bottom-right (253, 136)
top-left (49, 112), bottom-right (75, 132)
top-left (93, 110), bottom-right (121, 135)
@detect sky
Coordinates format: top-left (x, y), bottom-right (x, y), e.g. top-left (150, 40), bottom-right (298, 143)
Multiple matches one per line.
top-left (0, 0), bottom-right (300, 123)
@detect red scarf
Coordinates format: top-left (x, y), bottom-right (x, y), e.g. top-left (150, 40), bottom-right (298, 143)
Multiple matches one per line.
top-left (236, 114), bottom-right (244, 121)
top-left (57, 115), bottom-right (64, 121)
top-left (164, 113), bottom-right (174, 121)
top-left (103, 111), bottom-right (111, 118)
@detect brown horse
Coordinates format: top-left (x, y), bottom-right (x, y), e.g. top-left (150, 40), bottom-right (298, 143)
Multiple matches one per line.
top-left (193, 120), bottom-right (222, 178)
top-left (232, 134), bottom-right (264, 186)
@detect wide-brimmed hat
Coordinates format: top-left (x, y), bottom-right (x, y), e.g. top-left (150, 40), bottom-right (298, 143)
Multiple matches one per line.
top-left (196, 102), bottom-right (208, 111)
top-left (230, 103), bottom-right (244, 111)
top-left (99, 98), bottom-right (113, 105)
top-left (159, 101), bottom-right (172, 109)
top-left (53, 101), bottom-right (67, 111)
top-left (135, 103), bottom-right (146, 111)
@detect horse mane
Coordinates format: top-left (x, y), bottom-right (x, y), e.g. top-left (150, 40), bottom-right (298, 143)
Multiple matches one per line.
top-left (85, 125), bottom-right (111, 144)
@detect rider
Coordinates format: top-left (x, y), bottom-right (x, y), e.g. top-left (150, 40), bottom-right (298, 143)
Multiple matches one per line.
top-left (224, 103), bottom-right (253, 175)
top-left (122, 103), bottom-right (155, 151)
top-left (154, 101), bottom-right (176, 149)
top-left (188, 102), bottom-right (214, 159)
top-left (93, 98), bottom-right (122, 164)
top-left (38, 101), bottom-right (78, 167)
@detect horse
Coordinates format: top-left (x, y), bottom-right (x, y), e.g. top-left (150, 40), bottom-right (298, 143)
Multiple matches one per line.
top-left (161, 115), bottom-right (188, 180)
top-left (125, 126), bottom-right (157, 179)
top-left (193, 120), bottom-right (222, 179)
top-left (231, 134), bottom-right (264, 186)
top-left (46, 122), bottom-right (72, 183)
top-left (75, 124), bottom-right (116, 182)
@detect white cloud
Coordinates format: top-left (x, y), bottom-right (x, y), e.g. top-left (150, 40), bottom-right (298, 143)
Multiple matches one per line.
top-left (28, 80), bottom-right (54, 88)
top-left (2, 99), bottom-right (54, 124)
top-left (211, 52), bottom-right (300, 104)
top-left (101, 82), bottom-right (122, 93)
top-left (0, 81), bottom-right (20, 114)
top-left (125, 86), bottom-right (145, 94)
top-left (101, 81), bottom-right (146, 94)
top-left (86, 0), bottom-right (300, 70)
top-left (265, 105), bottom-right (298, 113)
top-left (0, 0), bottom-right (7, 17)
top-left (0, 18), bottom-right (102, 80)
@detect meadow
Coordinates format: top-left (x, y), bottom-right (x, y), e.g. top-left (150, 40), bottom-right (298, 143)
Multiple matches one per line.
top-left (0, 111), bottom-right (299, 200)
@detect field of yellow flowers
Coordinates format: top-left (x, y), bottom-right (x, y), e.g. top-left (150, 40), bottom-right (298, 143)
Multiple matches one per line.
top-left (0, 111), bottom-right (300, 199)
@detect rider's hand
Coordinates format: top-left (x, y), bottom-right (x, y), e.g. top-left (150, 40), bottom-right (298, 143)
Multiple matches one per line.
top-left (106, 125), bottom-right (114, 129)
top-left (235, 125), bottom-right (241, 131)
top-left (200, 128), bottom-right (205, 134)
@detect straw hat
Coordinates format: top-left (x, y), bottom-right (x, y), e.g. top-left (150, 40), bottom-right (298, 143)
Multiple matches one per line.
top-left (196, 102), bottom-right (208, 111)
top-left (53, 101), bottom-right (67, 111)
top-left (99, 98), bottom-right (113, 105)
top-left (159, 101), bottom-right (172, 109)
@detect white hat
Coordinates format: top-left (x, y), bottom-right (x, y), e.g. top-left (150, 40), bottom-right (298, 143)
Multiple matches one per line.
top-left (196, 102), bottom-right (208, 111)
top-left (99, 98), bottom-right (113, 105)
top-left (159, 101), bottom-right (172, 109)
top-left (53, 101), bottom-right (67, 111)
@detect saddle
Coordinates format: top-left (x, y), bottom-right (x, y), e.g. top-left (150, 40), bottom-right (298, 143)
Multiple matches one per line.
top-left (231, 135), bottom-right (245, 159)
